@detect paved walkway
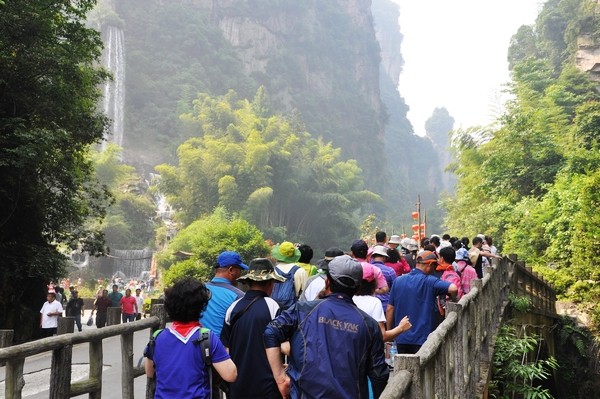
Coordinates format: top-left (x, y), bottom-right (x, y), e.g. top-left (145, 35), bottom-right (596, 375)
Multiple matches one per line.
top-left (0, 309), bottom-right (153, 398)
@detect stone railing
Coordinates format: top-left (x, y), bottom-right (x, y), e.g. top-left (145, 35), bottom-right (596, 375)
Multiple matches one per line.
top-left (381, 255), bottom-right (556, 398)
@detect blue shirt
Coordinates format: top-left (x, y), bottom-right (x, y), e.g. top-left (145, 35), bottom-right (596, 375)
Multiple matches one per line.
top-left (200, 277), bottom-right (244, 337)
top-left (388, 268), bottom-right (451, 346)
top-left (108, 291), bottom-right (123, 307)
top-left (371, 260), bottom-right (396, 312)
top-left (264, 293), bottom-right (389, 399)
top-left (147, 327), bottom-right (230, 399)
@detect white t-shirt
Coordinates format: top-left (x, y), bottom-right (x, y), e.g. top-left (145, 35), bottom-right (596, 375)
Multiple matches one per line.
top-left (40, 300), bottom-right (64, 328)
top-left (353, 295), bottom-right (385, 323)
top-left (275, 262), bottom-right (308, 296)
top-left (302, 275), bottom-right (326, 301)
top-left (135, 295), bottom-right (144, 313)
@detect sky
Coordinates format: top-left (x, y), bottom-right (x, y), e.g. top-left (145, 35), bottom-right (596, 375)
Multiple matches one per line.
top-left (394, 0), bottom-right (546, 136)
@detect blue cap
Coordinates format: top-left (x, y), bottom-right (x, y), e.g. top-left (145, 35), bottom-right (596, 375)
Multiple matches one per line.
top-left (216, 251), bottom-right (249, 270)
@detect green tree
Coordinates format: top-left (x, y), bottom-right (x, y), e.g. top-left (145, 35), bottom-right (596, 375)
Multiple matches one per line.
top-left (156, 90), bottom-right (378, 251)
top-left (158, 208), bottom-right (268, 283)
top-left (0, 0), bottom-right (109, 340)
top-left (91, 144), bottom-right (156, 249)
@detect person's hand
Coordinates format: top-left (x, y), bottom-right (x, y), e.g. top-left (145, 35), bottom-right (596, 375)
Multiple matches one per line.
top-left (398, 315), bottom-right (412, 333)
top-left (275, 373), bottom-right (291, 398)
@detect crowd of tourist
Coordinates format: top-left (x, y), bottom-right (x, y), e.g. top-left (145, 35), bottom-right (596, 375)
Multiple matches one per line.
top-left (136, 231), bottom-right (502, 399)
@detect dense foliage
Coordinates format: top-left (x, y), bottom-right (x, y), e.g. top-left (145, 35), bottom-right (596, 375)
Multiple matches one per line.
top-left (444, 0), bottom-right (600, 327)
top-left (159, 208), bottom-right (268, 286)
top-left (0, 0), bottom-right (110, 340)
top-left (155, 88), bottom-right (379, 251)
top-left (91, 144), bottom-right (157, 249)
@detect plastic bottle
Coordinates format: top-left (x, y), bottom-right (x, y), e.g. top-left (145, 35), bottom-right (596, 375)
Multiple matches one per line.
top-left (389, 342), bottom-right (397, 369)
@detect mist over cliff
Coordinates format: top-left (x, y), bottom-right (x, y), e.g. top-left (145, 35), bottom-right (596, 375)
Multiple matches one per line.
top-left (94, 0), bottom-right (446, 230)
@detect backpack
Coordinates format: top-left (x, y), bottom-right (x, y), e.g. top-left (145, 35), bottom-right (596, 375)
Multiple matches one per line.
top-left (144, 327), bottom-right (216, 395)
top-left (144, 327), bottom-right (212, 366)
top-left (437, 270), bottom-right (463, 317)
top-left (271, 265), bottom-right (300, 310)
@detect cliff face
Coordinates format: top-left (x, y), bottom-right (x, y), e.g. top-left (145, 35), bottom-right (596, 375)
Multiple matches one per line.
top-left (214, 0), bottom-right (382, 120)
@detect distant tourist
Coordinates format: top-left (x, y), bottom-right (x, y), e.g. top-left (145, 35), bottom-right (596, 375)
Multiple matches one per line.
top-left (120, 288), bottom-right (138, 323)
top-left (135, 288), bottom-right (144, 320)
top-left (66, 290), bottom-right (85, 332)
top-left (108, 284), bottom-right (122, 308)
top-left (40, 292), bottom-right (63, 338)
top-left (92, 289), bottom-right (112, 328)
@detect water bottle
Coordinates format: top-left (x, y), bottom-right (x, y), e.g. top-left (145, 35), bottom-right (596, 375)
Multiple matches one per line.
top-left (389, 342), bottom-right (397, 369)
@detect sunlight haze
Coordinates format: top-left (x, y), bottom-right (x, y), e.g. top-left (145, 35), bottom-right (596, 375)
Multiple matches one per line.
top-left (394, 0), bottom-right (545, 135)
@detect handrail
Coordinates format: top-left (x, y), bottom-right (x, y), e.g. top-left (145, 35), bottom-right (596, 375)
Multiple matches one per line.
top-left (0, 256), bottom-right (557, 399)
top-left (0, 304), bottom-right (167, 399)
top-left (380, 255), bottom-right (557, 399)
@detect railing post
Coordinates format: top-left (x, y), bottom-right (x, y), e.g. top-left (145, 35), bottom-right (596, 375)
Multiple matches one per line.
top-left (122, 332), bottom-right (135, 399)
top-left (89, 339), bottom-right (103, 399)
top-left (146, 304), bottom-right (167, 399)
top-left (50, 316), bottom-right (74, 399)
top-left (107, 307), bottom-right (122, 326)
top-left (0, 329), bottom-right (13, 367)
top-left (397, 354), bottom-right (421, 399)
top-left (447, 302), bottom-right (465, 395)
top-left (5, 357), bottom-right (25, 399)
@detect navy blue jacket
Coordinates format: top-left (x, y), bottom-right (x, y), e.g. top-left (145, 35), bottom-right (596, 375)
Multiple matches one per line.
top-left (264, 293), bottom-right (389, 398)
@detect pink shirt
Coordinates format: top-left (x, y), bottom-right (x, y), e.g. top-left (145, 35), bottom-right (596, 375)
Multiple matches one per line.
top-left (120, 295), bottom-right (137, 315)
top-left (456, 261), bottom-right (478, 294)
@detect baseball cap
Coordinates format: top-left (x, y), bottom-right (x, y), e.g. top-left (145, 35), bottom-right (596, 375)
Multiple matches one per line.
top-left (316, 247), bottom-right (344, 270)
top-left (216, 251), bottom-right (249, 270)
top-left (327, 255), bottom-right (362, 289)
top-left (417, 250), bottom-right (438, 265)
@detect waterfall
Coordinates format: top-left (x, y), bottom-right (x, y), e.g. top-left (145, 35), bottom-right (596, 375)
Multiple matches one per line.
top-left (111, 248), bottom-right (153, 279)
top-left (101, 25), bottom-right (125, 150)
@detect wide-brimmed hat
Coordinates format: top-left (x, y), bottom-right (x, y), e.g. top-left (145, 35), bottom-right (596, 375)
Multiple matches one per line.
top-left (388, 235), bottom-right (402, 245)
top-left (371, 245), bottom-right (389, 258)
top-left (238, 258), bottom-right (285, 283)
top-left (271, 241), bottom-right (301, 263)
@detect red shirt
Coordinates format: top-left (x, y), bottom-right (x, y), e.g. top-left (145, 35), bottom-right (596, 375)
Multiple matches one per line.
top-left (120, 295), bottom-right (137, 315)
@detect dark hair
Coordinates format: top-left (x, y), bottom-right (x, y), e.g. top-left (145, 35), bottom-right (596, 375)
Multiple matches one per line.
top-left (298, 244), bottom-right (313, 263)
top-left (472, 236), bottom-right (483, 245)
top-left (375, 231), bottom-right (387, 243)
top-left (461, 237), bottom-right (470, 247)
top-left (421, 238), bottom-right (430, 247)
top-left (47, 292), bottom-right (56, 298)
top-left (352, 246), bottom-right (368, 259)
top-left (485, 235), bottom-right (493, 246)
top-left (386, 247), bottom-right (401, 263)
top-left (452, 239), bottom-right (463, 251)
top-left (442, 234), bottom-right (451, 240)
top-left (423, 244), bottom-right (436, 252)
top-left (326, 272), bottom-right (358, 296)
top-left (430, 236), bottom-right (441, 246)
top-left (356, 279), bottom-right (377, 296)
top-left (112, 284), bottom-right (118, 289)
top-left (450, 236), bottom-right (459, 244)
top-left (439, 246), bottom-right (456, 264)
top-left (165, 277), bottom-right (211, 322)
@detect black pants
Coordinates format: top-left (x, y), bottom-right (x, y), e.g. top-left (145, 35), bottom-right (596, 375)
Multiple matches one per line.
top-left (41, 327), bottom-right (57, 338)
top-left (396, 344), bottom-right (421, 354)
top-left (96, 313), bottom-right (107, 328)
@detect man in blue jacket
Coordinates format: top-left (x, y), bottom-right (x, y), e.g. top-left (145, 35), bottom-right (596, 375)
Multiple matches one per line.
top-left (264, 254), bottom-right (389, 398)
